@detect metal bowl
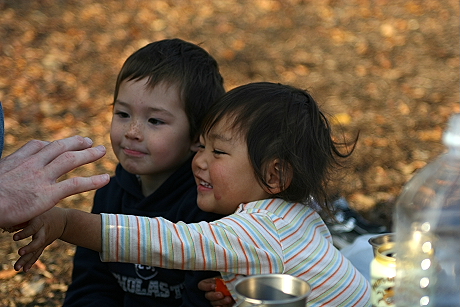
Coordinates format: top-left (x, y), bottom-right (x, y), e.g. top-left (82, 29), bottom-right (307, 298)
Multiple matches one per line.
top-left (368, 233), bottom-right (395, 257)
top-left (235, 274), bottom-right (311, 307)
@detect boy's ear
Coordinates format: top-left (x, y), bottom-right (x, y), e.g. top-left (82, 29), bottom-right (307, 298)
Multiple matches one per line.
top-left (265, 159), bottom-right (292, 195)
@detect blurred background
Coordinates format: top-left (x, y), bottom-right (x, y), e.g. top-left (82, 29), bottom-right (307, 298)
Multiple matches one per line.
top-left (0, 0), bottom-right (459, 305)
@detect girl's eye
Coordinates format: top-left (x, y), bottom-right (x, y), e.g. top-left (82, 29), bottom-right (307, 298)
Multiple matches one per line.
top-left (148, 118), bottom-right (165, 125)
top-left (114, 111), bottom-right (129, 118)
top-left (212, 149), bottom-right (227, 155)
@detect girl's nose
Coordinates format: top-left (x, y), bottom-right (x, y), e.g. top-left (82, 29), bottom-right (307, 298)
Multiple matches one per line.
top-left (125, 121), bottom-right (143, 141)
top-left (192, 150), bottom-right (207, 170)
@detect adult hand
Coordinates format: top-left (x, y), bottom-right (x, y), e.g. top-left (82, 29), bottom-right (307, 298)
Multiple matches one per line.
top-left (198, 277), bottom-right (235, 307)
top-left (0, 135), bottom-right (110, 228)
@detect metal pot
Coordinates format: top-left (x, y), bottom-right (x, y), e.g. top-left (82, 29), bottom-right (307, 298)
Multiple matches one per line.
top-left (235, 274), bottom-right (311, 307)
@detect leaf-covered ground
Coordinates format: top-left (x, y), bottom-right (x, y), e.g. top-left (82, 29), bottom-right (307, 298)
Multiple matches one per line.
top-left (0, 0), bottom-right (459, 305)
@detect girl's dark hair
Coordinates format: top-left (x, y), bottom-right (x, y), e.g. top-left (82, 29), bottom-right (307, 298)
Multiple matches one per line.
top-left (202, 82), bottom-right (357, 216)
top-left (113, 38), bottom-right (225, 140)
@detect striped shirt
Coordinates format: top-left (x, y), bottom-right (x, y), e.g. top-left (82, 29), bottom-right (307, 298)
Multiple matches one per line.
top-left (101, 198), bottom-right (371, 306)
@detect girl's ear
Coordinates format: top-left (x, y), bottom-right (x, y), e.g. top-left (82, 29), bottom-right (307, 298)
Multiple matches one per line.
top-left (190, 136), bottom-right (201, 152)
top-left (265, 159), bottom-right (292, 195)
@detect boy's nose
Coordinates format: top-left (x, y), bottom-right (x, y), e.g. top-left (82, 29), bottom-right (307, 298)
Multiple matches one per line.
top-left (125, 121), bottom-right (143, 140)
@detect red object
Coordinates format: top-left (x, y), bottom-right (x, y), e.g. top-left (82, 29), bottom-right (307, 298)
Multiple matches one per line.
top-left (215, 278), bottom-right (231, 296)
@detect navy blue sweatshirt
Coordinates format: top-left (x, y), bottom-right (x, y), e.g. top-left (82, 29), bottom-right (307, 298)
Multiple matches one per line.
top-left (63, 158), bottom-right (224, 306)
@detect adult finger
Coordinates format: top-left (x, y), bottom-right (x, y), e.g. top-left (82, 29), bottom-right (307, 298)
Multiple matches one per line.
top-left (0, 136), bottom-right (94, 175)
top-left (0, 140), bottom-right (49, 173)
top-left (44, 145), bottom-right (107, 180)
top-left (38, 136), bottom-right (95, 166)
top-left (52, 174), bottom-right (110, 201)
top-left (7, 139), bottom-right (49, 159)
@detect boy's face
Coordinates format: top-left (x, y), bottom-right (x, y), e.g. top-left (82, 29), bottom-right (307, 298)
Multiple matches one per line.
top-left (192, 117), bottom-right (271, 215)
top-left (111, 79), bottom-right (197, 184)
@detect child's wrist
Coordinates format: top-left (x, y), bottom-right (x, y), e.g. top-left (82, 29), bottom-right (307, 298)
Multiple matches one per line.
top-left (60, 208), bottom-right (71, 240)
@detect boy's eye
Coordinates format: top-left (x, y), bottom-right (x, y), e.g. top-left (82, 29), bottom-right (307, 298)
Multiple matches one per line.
top-left (114, 111), bottom-right (129, 118)
top-left (148, 118), bottom-right (165, 125)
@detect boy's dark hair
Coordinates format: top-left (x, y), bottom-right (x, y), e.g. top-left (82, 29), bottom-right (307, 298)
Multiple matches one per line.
top-left (202, 82), bottom-right (357, 216)
top-left (113, 38), bottom-right (225, 140)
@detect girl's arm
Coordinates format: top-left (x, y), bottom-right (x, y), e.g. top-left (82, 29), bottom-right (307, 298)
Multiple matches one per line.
top-left (14, 207), bottom-right (102, 271)
top-left (60, 208), bottom-right (102, 251)
top-left (16, 206), bottom-right (282, 275)
top-left (100, 213), bottom-right (283, 275)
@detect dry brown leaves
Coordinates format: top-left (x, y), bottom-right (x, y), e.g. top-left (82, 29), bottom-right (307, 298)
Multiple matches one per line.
top-left (0, 0), bottom-right (459, 305)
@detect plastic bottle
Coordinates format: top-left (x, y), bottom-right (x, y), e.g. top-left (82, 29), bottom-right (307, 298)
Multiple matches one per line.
top-left (393, 113), bottom-right (460, 307)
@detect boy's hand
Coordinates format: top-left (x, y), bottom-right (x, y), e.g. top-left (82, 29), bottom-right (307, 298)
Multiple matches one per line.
top-left (198, 277), bottom-right (235, 307)
top-left (13, 207), bottom-right (67, 272)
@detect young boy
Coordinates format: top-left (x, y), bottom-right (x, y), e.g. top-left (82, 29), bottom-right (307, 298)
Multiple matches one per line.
top-left (61, 38), bottom-right (226, 306)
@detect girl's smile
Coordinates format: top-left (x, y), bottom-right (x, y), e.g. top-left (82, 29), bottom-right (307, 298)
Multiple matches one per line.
top-left (198, 179), bottom-right (213, 190)
top-left (192, 117), bottom-right (271, 215)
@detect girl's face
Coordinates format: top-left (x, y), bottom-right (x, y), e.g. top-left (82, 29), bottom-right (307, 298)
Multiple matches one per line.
top-left (111, 79), bottom-right (197, 192)
top-left (192, 117), bottom-right (271, 215)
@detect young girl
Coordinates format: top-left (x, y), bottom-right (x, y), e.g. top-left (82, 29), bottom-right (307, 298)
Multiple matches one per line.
top-left (14, 82), bottom-right (371, 306)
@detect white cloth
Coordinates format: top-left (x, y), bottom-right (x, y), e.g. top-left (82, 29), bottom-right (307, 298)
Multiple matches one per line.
top-left (340, 234), bottom-right (377, 282)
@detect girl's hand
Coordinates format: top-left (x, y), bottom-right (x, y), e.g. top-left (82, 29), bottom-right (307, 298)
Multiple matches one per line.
top-left (198, 277), bottom-right (235, 307)
top-left (13, 207), bottom-right (67, 272)
top-left (1, 221), bottom-right (30, 233)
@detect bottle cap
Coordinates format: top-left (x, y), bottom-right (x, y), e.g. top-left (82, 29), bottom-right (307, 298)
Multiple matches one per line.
top-left (443, 113), bottom-right (460, 147)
